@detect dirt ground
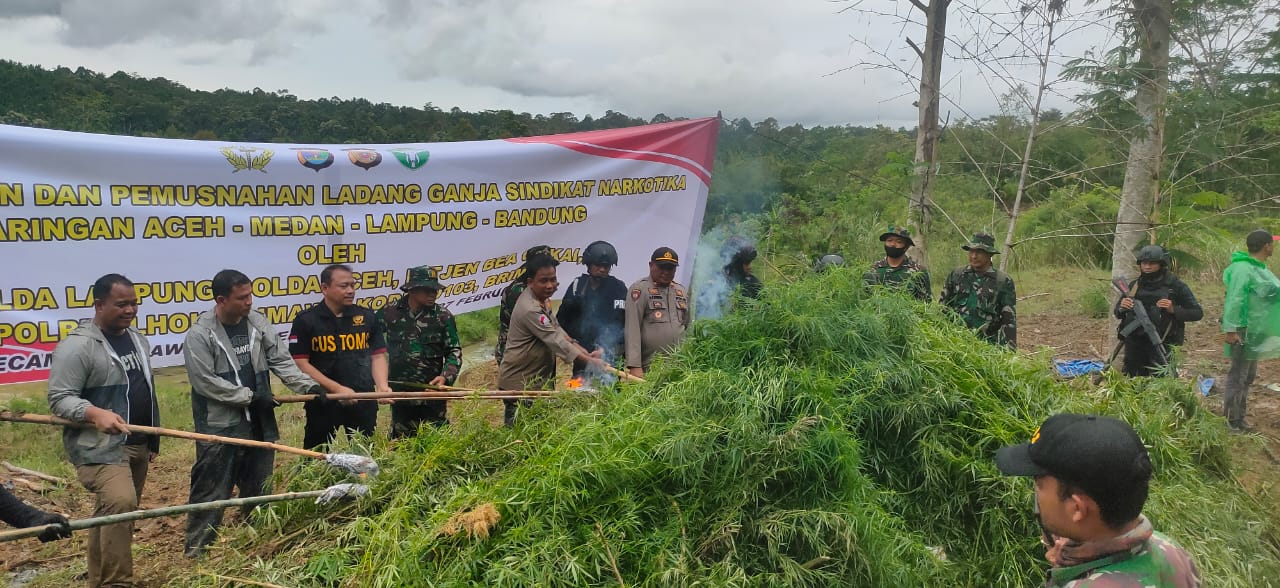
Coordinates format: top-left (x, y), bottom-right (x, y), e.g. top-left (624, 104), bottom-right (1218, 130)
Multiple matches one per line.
top-left (3, 308), bottom-right (1279, 587)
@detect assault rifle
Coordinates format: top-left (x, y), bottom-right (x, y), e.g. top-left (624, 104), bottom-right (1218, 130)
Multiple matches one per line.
top-left (1111, 276), bottom-right (1168, 366)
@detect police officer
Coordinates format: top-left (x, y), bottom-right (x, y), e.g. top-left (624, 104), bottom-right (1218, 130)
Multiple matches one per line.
top-left (722, 236), bottom-right (763, 300)
top-left (863, 225), bottom-right (931, 301)
top-left (376, 265), bottom-right (462, 437)
top-left (498, 254), bottom-right (606, 425)
top-left (1114, 245), bottom-right (1202, 377)
top-left (996, 414), bottom-right (1201, 587)
top-left (556, 240), bottom-right (627, 376)
top-left (289, 264), bottom-right (393, 449)
top-left (496, 245), bottom-right (552, 366)
top-left (625, 247), bottom-right (691, 378)
top-left (940, 233), bottom-right (1017, 347)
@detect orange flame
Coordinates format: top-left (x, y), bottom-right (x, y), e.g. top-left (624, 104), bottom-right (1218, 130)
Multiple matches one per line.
top-left (565, 377), bottom-right (585, 390)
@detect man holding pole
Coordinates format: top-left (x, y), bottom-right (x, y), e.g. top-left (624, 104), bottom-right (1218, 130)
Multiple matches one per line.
top-left (289, 264), bottom-right (393, 448)
top-left (376, 265), bottom-right (462, 436)
top-left (48, 273), bottom-right (158, 588)
top-left (1222, 229), bottom-right (1280, 433)
top-left (182, 269), bottom-right (319, 557)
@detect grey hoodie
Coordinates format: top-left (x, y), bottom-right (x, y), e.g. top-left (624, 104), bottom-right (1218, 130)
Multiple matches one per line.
top-left (183, 309), bottom-right (316, 441)
top-left (47, 321), bottom-right (159, 466)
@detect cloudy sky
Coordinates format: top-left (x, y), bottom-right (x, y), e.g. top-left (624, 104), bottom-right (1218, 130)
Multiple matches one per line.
top-left (0, 0), bottom-right (1116, 127)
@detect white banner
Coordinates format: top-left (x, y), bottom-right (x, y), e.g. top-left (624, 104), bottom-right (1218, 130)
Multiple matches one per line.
top-left (0, 118), bottom-right (718, 384)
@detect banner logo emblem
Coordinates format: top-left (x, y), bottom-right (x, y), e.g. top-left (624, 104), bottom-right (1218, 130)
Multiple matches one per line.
top-left (220, 147), bottom-right (273, 173)
top-left (391, 149), bottom-right (430, 170)
top-left (346, 149), bottom-right (383, 170)
top-left (295, 149), bottom-right (335, 172)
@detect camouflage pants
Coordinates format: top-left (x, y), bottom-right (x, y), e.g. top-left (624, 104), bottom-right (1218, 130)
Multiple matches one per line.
top-left (390, 401), bottom-right (448, 438)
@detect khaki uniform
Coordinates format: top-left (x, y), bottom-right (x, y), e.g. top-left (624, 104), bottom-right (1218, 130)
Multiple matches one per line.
top-left (625, 277), bottom-right (691, 370)
top-left (498, 288), bottom-right (579, 391)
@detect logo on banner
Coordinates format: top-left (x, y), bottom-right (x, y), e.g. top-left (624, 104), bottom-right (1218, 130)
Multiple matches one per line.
top-left (390, 149), bottom-right (430, 170)
top-left (345, 149), bottom-right (383, 170)
top-left (294, 149), bottom-right (335, 172)
top-left (220, 146), bottom-right (274, 173)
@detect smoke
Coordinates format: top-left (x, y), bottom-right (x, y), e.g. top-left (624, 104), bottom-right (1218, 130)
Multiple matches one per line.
top-left (692, 224), bottom-right (759, 320)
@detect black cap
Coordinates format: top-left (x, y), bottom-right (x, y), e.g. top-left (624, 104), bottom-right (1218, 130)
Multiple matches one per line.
top-left (1246, 229), bottom-right (1277, 251)
top-left (650, 247), bottom-right (679, 266)
top-left (996, 414), bottom-right (1151, 500)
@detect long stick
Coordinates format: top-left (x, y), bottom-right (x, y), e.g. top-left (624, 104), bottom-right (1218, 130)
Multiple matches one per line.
top-left (273, 390), bottom-right (560, 403)
top-left (1, 461), bottom-right (67, 486)
top-left (0, 412), bottom-right (324, 459)
top-left (0, 490), bottom-right (326, 543)
top-left (605, 365), bottom-right (645, 383)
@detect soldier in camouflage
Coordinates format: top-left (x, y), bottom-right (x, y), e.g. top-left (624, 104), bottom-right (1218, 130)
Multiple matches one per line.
top-left (940, 232), bottom-right (1017, 347)
top-left (863, 225), bottom-right (931, 301)
top-left (997, 414), bottom-right (1200, 587)
top-left (496, 245), bottom-right (552, 366)
top-left (376, 265), bottom-right (462, 437)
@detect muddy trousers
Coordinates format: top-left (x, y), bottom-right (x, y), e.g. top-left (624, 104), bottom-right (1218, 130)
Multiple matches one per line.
top-left (1225, 340), bottom-right (1258, 429)
top-left (75, 444), bottom-right (149, 588)
top-left (183, 442), bottom-right (274, 555)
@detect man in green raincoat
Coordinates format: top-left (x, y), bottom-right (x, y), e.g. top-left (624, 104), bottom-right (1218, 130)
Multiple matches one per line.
top-left (1222, 229), bottom-right (1280, 433)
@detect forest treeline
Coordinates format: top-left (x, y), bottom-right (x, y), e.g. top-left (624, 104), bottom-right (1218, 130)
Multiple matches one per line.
top-left (2, 58), bottom-right (1277, 272)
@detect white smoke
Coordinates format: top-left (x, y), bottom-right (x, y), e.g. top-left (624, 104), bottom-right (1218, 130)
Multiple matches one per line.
top-left (692, 223), bottom-right (760, 320)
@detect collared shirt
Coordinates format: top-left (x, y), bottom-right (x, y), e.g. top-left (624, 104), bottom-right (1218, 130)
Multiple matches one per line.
top-left (497, 288), bottom-right (578, 390)
top-left (376, 298), bottom-right (462, 385)
top-left (624, 277), bottom-right (690, 369)
top-left (940, 264), bottom-right (1017, 347)
top-left (288, 301), bottom-right (386, 392)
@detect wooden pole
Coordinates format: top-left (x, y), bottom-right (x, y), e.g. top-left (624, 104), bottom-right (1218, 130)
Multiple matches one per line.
top-left (273, 390), bottom-right (560, 403)
top-left (0, 490), bottom-right (327, 543)
top-left (1, 461), bottom-right (67, 486)
top-left (0, 412), bottom-right (324, 459)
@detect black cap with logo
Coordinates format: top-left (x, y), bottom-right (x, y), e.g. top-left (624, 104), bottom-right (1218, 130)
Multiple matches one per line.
top-left (650, 247), bottom-right (680, 267)
top-left (996, 413), bottom-right (1152, 501)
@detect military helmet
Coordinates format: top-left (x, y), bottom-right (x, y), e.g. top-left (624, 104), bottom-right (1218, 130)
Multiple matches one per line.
top-left (721, 236), bottom-right (757, 267)
top-left (814, 253), bottom-right (845, 273)
top-left (582, 240), bottom-right (619, 266)
top-left (1135, 244), bottom-right (1170, 266)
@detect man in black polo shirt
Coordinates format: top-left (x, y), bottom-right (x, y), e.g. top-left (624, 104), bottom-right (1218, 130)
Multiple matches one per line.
top-left (289, 264), bottom-right (393, 449)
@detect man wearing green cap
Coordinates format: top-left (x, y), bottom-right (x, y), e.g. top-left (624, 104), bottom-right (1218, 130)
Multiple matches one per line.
top-left (996, 413), bottom-right (1200, 587)
top-left (376, 265), bottom-right (462, 437)
top-left (863, 225), bottom-right (931, 301)
top-left (940, 232), bottom-right (1017, 347)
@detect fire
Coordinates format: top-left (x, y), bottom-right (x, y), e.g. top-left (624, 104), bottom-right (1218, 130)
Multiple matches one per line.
top-left (565, 377), bottom-right (585, 390)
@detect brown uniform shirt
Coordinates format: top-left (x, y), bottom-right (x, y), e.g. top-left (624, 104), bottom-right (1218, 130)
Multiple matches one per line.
top-left (624, 277), bottom-right (691, 370)
top-left (497, 288), bottom-right (578, 390)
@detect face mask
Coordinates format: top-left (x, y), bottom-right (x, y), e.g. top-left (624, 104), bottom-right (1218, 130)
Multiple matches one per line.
top-left (884, 245), bottom-right (907, 259)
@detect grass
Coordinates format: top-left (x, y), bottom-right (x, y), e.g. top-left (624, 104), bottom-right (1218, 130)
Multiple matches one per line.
top-left (172, 268), bottom-right (1278, 587)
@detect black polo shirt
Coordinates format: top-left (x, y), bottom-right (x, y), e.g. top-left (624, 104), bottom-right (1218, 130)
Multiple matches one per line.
top-left (288, 301), bottom-right (386, 393)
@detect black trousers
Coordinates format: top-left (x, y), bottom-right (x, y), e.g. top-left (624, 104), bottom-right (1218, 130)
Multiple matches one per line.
top-left (303, 401), bottom-right (378, 449)
top-left (1120, 338), bottom-right (1173, 377)
top-left (183, 441), bottom-right (274, 554)
top-left (390, 401), bottom-right (447, 438)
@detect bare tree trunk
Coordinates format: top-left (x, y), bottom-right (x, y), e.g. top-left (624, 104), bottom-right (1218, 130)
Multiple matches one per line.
top-left (1111, 0), bottom-right (1170, 310)
top-left (907, 0), bottom-right (951, 265)
top-left (1000, 5), bottom-right (1060, 272)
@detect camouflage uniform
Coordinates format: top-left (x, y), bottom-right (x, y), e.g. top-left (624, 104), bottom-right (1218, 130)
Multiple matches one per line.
top-left (940, 233), bottom-right (1016, 347)
top-left (1046, 522), bottom-right (1200, 587)
top-left (863, 257), bottom-right (932, 301)
top-left (376, 266), bottom-right (462, 437)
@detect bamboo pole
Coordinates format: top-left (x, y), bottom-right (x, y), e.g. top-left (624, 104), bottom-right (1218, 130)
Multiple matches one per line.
top-left (0, 490), bottom-right (327, 543)
top-left (273, 390), bottom-right (561, 403)
top-left (1, 461), bottom-right (67, 486)
top-left (0, 411), bottom-right (325, 459)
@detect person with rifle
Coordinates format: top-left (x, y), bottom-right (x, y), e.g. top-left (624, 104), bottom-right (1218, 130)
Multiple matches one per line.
top-left (1222, 229), bottom-right (1280, 433)
top-left (47, 273), bottom-right (158, 588)
top-left (940, 233), bottom-right (1017, 348)
top-left (556, 241), bottom-right (627, 378)
top-left (1113, 245), bottom-right (1202, 377)
top-left (864, 225), bottom-right (931, 301)
top-left (182, 269), bottom-right (320, 557)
